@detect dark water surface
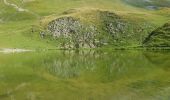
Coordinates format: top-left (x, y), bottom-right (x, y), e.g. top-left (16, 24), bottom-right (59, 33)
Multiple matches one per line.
top-left (0, 50), bottom-right (170, 100)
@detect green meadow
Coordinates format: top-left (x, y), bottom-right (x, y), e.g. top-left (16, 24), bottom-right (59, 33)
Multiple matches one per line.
top-left (0, 0), bottom-right (170, 49)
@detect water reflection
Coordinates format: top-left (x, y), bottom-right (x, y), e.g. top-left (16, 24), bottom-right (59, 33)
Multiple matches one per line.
top-left (29, 50), bottom-right (170, 83)
top-left (144, 51), bottom-right (170, 71)
top-left (0, 50), bottom-right (170, 100)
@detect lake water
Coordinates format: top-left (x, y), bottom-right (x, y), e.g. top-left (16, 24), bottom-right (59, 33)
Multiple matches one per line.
top-left (0, 50), bottom-right (170, 100)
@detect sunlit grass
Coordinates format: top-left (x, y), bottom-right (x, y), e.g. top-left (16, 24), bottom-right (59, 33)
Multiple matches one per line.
top-left (0, 0), bottom-right (170, 49)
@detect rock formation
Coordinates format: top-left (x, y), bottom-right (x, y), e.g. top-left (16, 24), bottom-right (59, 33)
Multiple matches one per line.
top-left (41, 9), bottom-right (154, 49)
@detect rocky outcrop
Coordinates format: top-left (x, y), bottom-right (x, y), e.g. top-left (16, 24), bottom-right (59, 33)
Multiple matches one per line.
top-left (47, 17), bottom-right (100, 49)
top-left (43, 9), bottom-right (154, 49)
top-left (100, 11), bottom-right (153, 46)
top-left (143, 22), bottom-right (170, 47)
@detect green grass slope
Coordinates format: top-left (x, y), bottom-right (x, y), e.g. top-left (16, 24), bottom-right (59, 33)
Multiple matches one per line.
top-left (143, 22), bottom-right (170, 48)
top-left (0, 0), bottom-right (170, 49)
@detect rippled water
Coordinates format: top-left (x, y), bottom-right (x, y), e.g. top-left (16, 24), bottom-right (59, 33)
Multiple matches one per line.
top-left (0, 50), bottom-right (170, 100)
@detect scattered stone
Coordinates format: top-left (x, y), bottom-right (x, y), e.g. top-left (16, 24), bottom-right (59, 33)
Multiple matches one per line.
top-left (47, 17), bottom-right (100, 49)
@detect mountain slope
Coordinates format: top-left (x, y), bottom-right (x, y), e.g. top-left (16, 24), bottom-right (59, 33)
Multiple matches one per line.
top-left (143, 22), bottom-right (170, 47)
top-left (0, 0), bottom-right (170, 49)
top-left (40, 9), bottom-right (154, 49)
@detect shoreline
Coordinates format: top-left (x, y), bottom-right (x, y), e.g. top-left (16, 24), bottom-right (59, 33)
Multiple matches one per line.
top-left (0, 47), bottom-right (169, 54)
top-left (0, 48), bottom-right (33, 53)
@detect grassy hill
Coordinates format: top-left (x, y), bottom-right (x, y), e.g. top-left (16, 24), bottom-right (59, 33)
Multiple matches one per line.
top-left (0, 0), bottom-right (170, 49)
top-left (40, 8), bottom-right (156, 49)
top-left (143, 22), bottom-right (170, 48)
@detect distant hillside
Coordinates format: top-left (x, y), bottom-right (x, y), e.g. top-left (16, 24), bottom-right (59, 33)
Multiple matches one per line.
top-left (122, 0), bottom-right (170, 10)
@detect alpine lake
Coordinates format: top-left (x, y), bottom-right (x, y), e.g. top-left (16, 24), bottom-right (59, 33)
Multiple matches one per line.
top-left (0, 49), bottom-right (170, 100)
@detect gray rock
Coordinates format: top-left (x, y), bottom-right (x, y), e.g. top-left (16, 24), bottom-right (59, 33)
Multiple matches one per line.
top-left (47, 17), bottom-right (100, 49)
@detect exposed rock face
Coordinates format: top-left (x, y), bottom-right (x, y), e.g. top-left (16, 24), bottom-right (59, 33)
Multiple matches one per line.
top-left (47, 17), bottom-right (100, 49)
top-left (48, 17), bottom-right (81, 37)
top-left (143, 22), bottom-right (170, 47)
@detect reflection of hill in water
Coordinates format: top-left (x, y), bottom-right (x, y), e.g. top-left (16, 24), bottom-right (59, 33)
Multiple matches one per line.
top-left (1, 50), bottom-right (170, 99)
top-left (143, 51), bottom-right (170, 70)
top-left (33, 50), bottom-right (169, 82)
top-left (1, 50), bottom-right (169, 82)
